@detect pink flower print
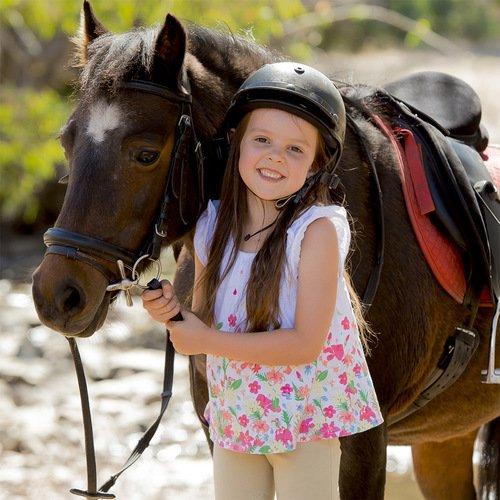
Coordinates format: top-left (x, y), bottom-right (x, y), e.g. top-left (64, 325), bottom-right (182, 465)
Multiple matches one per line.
top-left (221, 410), bottom-right (233, 422)
top-left (341, 316), bottom-right (350, 330)
top-left (343, 354), bottom-right (353, 366)
top-left (238, 431), bottom-right (254, 448)
top-left (353, 363), bottom-right (361, 375)
top-left (251, 364), bottom-right (262, 374)
top-left (268, 369), bottom-right (284, 384)
top-left (253, 438), bottom-right (264, 448)
top-left (345, 384), bottom-right (357, 396)
top-left (295, 370), bottom-right (303, 381)
top-left (275, 427), bottom-right (293, 445)
top-left (323, 405), bottom-right (336, 418)
top-left (320, 423), bottom-right (340, 438)
top-left (223, 425), bottom-right (233, 438)
top-left (238, 415), bottom-right (249, 427)
top-left (299, 418), bottom-right (314, 433)
top-left (256, 394), bottom-right (273, 415)
top-left (252, 420), bottom-right (269, 433)
top-left (304, 404), bottom-right (316, 416)
top-left (284, 366), bottom-right (293, 375)
top-left (324, 344), bottom-right (344, 361)
top-left (281, 384), bottom-right (293, 396)
top-left (297, 386), bottom-right (310, 399)
top-left (360, 405), bottom-right (376, 422)
top-left (339, 372), bottom-right (348, 385)
top-left (228, 314), bottom-right (237, 327)
top-left (339, 429), bottom-right (350, 437)
top-left (339, 411), bottom-right (354, 424)
top-left (232, 288), bottom-right (238, 295)
top-left (249, 381), bottom-right (261, 394)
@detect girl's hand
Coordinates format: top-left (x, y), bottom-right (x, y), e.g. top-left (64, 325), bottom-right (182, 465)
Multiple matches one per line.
top-left (166, 310), bottom-right (211, 356)
top-left (141, 279), bottom-right (181, 324)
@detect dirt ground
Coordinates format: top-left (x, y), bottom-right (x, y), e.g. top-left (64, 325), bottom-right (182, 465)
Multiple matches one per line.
top-left (1, 48), bottom-right (499, 499)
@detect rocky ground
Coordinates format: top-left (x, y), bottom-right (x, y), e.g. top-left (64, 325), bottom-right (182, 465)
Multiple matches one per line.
top-left (2, 47), bottom-right (498, 499)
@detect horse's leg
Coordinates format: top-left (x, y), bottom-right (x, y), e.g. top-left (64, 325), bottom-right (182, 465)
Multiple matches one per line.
top-left (477, 416), bottom-right (500, 499)
top-left (411, 429), bottom-right (477, 500)
top-left (338, 422), bottom-right (387, 499)
top-left (173, 242), bottom-right (213, 453)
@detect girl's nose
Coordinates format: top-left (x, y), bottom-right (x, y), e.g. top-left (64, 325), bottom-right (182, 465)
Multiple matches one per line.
top-left (267, 146), bottom-right (284, 163)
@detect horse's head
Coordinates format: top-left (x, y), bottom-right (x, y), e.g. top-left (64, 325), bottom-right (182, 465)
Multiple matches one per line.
top-left (32, 2), bottom-right (207, 337)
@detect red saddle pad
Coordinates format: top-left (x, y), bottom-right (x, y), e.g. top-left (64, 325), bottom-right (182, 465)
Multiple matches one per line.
top-left (372, 114), bottom-right (498, 306)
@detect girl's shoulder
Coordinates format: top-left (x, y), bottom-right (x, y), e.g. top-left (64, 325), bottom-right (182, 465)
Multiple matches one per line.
top-left (286, 204), bottom-right (351, 273)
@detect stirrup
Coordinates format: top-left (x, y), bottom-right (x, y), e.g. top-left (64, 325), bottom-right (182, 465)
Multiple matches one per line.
top-left (481, 299), bottom-right (500, 384)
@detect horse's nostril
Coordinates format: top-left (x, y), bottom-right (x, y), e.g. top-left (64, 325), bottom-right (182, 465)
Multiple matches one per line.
top-left (59, 285), bottom-right (85, 314)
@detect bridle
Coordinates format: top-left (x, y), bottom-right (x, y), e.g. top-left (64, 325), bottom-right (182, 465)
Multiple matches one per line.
top-left (42, 71), bottom-right (211, 499)
top-left (44, 71), bottom-right (206, 286)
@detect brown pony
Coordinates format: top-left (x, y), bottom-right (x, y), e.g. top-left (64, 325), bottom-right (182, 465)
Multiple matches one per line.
top-left (32, 3), bottom-right (499, 498)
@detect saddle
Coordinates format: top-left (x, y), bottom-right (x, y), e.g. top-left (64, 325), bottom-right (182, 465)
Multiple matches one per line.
top-left (373, 71), bottom-right (499, 386)
top-left (385, 71), bottom-right (489, 152)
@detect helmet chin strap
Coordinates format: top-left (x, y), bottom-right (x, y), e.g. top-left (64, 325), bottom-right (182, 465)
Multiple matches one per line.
top-left (274, 154), bottom-right (340, 210)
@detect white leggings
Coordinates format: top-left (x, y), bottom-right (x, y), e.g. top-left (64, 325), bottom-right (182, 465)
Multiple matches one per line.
top-left (213, 439), bottom-right (341, 500)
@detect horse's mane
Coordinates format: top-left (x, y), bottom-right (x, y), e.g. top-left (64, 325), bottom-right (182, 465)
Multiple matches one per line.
top-left (75, 22), bottom-right (278, 99)
top-left (74, 19), bottom-right (382, 128)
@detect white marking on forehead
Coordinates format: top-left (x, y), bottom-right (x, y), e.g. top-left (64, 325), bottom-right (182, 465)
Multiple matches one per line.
top-left (86, 99), bottom-right (122, 142)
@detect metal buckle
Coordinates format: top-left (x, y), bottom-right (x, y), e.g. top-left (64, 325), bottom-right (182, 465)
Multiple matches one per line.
top-left (106, 256), bottom-right (162, 307)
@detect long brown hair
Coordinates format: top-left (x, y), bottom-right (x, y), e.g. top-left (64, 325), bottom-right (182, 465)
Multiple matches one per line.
top-left (194, 112), bottom-right (373, 351)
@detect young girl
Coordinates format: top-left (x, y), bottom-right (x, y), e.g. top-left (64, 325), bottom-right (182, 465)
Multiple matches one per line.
top-left (142, 62), bottom-right (383, 500)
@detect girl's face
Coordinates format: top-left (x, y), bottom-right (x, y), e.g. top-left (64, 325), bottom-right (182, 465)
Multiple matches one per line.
top-left (238, 108), bottom-right (318, 203)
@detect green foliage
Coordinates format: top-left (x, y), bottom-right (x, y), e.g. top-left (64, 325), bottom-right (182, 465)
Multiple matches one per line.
top-left (0, 86), bottom-right (70, 223)
top-left (0, 0), bottom-right (305, 44)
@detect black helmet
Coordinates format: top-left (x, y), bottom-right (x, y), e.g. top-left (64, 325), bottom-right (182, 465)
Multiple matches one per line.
top-left (223, 62), bottom-right (346, 206)
top-left (225, 62), bottom-right (346, 164)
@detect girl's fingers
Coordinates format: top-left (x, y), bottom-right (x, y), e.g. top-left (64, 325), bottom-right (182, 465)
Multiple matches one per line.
top-left (146, 297), bottom-right (179, 312)
top-left (155, 305), bottom-right (181, 323)
top-left (142, 288), bottom-right (163, 302)
top-left (160, 279), bottom-right (174, 299)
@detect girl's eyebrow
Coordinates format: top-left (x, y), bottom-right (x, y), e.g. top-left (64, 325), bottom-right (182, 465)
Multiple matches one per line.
top-left (248, 127), bottom-right (312, 147)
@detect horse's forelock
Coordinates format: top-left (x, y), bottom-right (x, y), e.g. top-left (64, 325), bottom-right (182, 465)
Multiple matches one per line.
top-left (76, 27), bottom-right (159, 98)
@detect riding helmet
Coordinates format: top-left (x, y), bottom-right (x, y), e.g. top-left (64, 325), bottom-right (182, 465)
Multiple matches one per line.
top-left (224, 61), bottom-right (346, 169)
top-left (223, 62), bottom-right (346, 205)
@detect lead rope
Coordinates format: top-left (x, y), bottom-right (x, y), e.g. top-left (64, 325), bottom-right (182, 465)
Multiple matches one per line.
top-left (68, 279), bottom-right (182, 498)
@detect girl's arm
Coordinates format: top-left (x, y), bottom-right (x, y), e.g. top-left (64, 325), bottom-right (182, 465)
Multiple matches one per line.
top-left (196, 217), bottom-right (339, 365)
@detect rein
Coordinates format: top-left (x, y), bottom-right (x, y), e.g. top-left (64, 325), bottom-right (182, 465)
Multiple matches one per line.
top-left (43, 74), bottom-right (201, 499)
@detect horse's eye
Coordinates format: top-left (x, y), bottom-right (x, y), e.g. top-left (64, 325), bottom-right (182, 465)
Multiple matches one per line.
top-left (135, 150), bottom-right (160, 166)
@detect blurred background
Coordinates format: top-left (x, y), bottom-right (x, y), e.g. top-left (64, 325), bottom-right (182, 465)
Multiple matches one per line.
top-left (1, 1), bottom-right (499, 498)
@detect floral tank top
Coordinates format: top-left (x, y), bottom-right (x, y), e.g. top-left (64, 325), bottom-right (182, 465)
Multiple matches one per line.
top-left (193, 200), bottom-right (383, 454)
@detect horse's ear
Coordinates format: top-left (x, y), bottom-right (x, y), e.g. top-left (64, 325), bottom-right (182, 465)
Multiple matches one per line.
top-left (73, 1), bottom-right (108, 66)
top-left (152, 14), bottom-right (186, 89)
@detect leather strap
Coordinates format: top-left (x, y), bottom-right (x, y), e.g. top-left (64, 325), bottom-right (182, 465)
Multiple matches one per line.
top-left (68, 279), bottom-right (179, 498)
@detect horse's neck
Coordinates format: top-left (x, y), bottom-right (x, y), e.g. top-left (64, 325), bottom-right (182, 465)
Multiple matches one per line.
top-left (185, 28), bottom-right (276, 138)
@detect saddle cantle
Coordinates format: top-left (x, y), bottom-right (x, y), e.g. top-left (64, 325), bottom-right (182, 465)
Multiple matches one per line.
top-left (384, 71), bottom-right (489, 152)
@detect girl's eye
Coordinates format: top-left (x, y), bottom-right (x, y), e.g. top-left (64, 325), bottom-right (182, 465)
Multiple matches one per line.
top-left (134, 150), bottom-right (160, 166)
top-left (289, 146), bottom-right (303, 154)
top-left (254, 137), bottom-right (269, 144)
